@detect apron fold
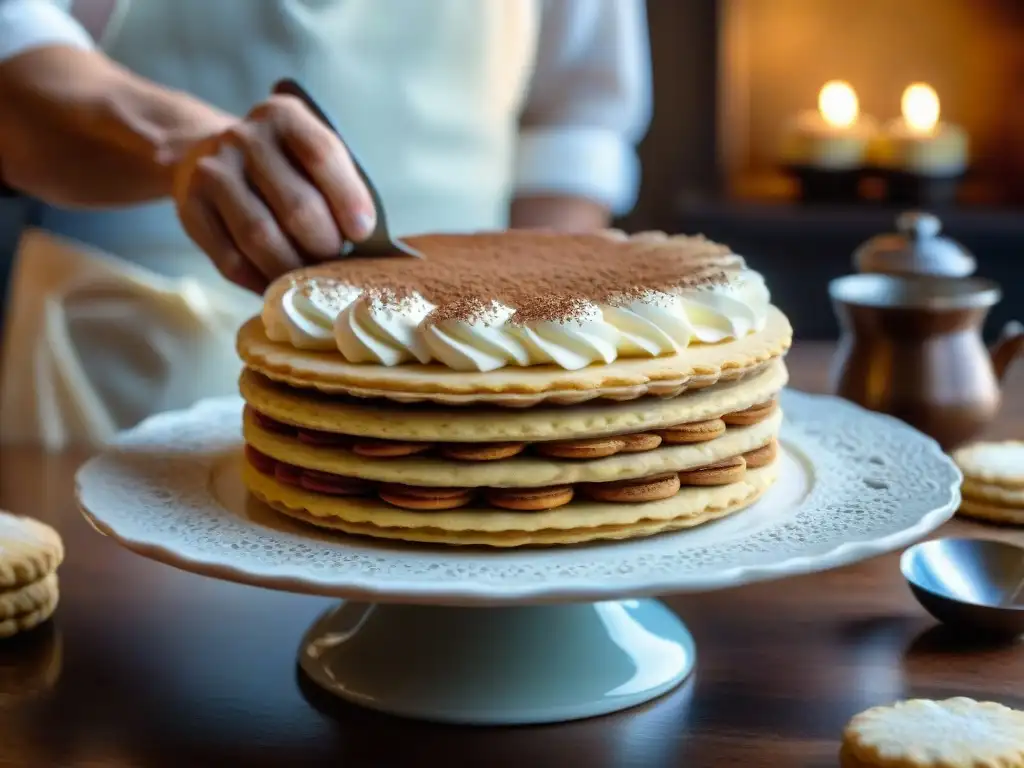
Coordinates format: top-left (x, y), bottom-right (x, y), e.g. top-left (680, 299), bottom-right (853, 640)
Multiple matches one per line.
top-left (0, 230), bottom-right (260, 449)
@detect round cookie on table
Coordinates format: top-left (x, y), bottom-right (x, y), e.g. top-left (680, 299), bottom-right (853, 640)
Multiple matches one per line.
top-left (952, 440), bottom-right (1024, 525)
top-left (0, 510), bottom-right (63, 639)
top-left (841, 698), bottom-right (1024, 768)
top-left (236, 229), bottom-right (793, 547)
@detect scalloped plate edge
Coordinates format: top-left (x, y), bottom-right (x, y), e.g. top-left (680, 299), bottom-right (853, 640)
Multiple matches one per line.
top-left (75, 389), bottom-right (962, 605)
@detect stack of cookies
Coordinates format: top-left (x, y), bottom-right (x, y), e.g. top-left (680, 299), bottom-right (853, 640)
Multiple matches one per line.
top-left (953, 440), bottom-right (1024, 525)
top-left (0, 510), bottom-right (63, 638)
top-left (236, 230), bottom-right (793, 547)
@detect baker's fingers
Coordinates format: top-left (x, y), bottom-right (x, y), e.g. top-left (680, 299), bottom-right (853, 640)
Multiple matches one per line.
top-left (230, 121), bottom-right (344, 258)
top-left (250, 95), bottom-right (376, 242)
top-left (189, 145), bottom-right (304, 281)
top-left (177, 195), bottom-right (267, 294)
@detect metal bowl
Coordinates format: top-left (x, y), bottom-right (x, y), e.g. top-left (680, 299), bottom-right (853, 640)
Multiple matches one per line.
top-left (901, 537), bottom-right (1024, 637)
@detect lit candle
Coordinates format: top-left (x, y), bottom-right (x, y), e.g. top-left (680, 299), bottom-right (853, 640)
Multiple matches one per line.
top-left (780, 81), bottom-right (878, 202)
top-left (819, 80), bottom-right (860, 132)
top-left (874, 83), bottom-right (969, 177)
top-left (871, 83), bottom-right (969, 205)
top-left (902, 83), bottom-right (942, 136)
top-left (780, 81), bottom-right (878, 170)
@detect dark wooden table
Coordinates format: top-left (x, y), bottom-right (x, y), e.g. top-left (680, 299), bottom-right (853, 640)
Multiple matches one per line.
top-left (1, 343), bottom-right (1022, 768)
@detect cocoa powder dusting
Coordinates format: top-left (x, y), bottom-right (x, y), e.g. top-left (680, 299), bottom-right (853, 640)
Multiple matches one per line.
top-left (280, 231), bottom-right (743, 322)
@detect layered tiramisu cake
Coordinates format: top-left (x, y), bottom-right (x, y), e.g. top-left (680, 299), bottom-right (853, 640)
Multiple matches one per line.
top-left (236, 230), bottom-right (792, 546)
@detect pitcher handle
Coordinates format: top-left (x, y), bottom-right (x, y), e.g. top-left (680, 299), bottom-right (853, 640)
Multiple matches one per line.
top-left (991, 320), bottom-right (1024, 382)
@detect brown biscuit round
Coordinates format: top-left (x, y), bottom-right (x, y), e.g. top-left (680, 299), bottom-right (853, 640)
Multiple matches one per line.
top-left (582, 472), bottom-right (682, 503)
top-left (300, 469), bottom-right (376, 496)
top-left (655, 418), bottom-right (727, 445)
top-left (352, 439), bottom-right (435, 458)
top-left (297, 429), bottom-right (353, 447)
top-left (439, 442), bottom-right (527, 461)
top-left (533, 437), bottom-right (627, 460)
top-left (379, 485), bottom-right (476, 511)
top-left (617, 433), bottom-right (663, 453)
top-left (274, 462), bottom-right (303, 485)
top-left (245, 444), bottom-right (278, 475)
top-left (485, 486), bottom-right (575, 511)
top-left (249, 408), bottom-right (297, 436)
top-left (742, 440), bottom-right (778, 469)
top-left (722, 400), bottom-right (777, 427)
top-left (678, 456), bottom-right (747, 486)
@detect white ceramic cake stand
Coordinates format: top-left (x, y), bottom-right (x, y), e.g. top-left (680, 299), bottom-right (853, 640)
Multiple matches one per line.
top-left (76, 390), bottom-right (960, 725)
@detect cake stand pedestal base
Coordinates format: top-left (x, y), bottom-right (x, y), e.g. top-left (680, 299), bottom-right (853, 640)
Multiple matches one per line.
top-left (298, 599), bottom-right (695, 725)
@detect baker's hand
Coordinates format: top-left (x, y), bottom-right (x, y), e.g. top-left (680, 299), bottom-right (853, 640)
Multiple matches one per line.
top-left (172, 94), bottom-right (376, 293)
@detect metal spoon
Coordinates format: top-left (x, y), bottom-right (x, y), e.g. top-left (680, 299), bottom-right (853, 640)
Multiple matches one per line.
top-left (272, 78), bottom-right (423, 259)
top-left (900, 537), bottom-right (1024, 637)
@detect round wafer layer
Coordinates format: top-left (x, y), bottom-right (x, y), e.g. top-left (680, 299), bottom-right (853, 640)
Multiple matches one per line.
top-left (236, 306), bottom-right (792, 405)
top-left (243, 407), bottom-right (781, 488)
top-left (239, 358), bottom-right (788, 442)
top-left (244, 461), bottom-right (778, 547)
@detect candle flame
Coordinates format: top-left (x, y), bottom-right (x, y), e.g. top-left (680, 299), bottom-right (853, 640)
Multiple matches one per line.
top-left (818, 80), bottom-right (859, 129)
top-left (902, 83), bottom-right (940, 133)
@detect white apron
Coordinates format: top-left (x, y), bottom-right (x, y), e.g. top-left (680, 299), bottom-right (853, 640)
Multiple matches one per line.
top-left (0, 0), bottom-right (540, 450)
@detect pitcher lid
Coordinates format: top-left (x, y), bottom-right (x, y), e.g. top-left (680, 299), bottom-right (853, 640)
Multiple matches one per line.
top-left (829, 273), bottom-right (1001, 311)
top-left (854, 211), bottom-right (976, 277)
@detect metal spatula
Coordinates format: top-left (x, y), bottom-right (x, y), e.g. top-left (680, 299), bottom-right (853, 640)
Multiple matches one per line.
top-left (272, 78), bottom-right (423, 259)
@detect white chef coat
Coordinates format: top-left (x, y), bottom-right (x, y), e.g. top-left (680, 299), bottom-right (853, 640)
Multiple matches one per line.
top-left (0, 0), bottom-right (651, 449)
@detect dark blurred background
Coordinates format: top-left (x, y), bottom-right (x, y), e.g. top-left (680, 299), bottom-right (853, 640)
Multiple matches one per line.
top-left (618, 0), bottom-right (1024, 341)
top-left (1, 0), bottom-right (1021, 341)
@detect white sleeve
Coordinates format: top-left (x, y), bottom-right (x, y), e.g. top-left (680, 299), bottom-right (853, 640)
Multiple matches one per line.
top-left (514, 0), bottom-right (652, 215)
top-left (0, 0), bottom-right (94, 62)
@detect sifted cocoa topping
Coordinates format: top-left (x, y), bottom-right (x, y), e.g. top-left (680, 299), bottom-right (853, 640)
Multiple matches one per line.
top-left (270, 230), bottom-right (746, 323)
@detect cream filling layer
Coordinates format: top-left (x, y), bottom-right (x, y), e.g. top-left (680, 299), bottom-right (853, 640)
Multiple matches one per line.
top-left (262, 272), bottom-right (771, 371)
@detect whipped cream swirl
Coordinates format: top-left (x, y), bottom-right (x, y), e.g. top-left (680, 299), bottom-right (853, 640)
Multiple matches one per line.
top-left (263, 270), bottom-right (771, 372)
